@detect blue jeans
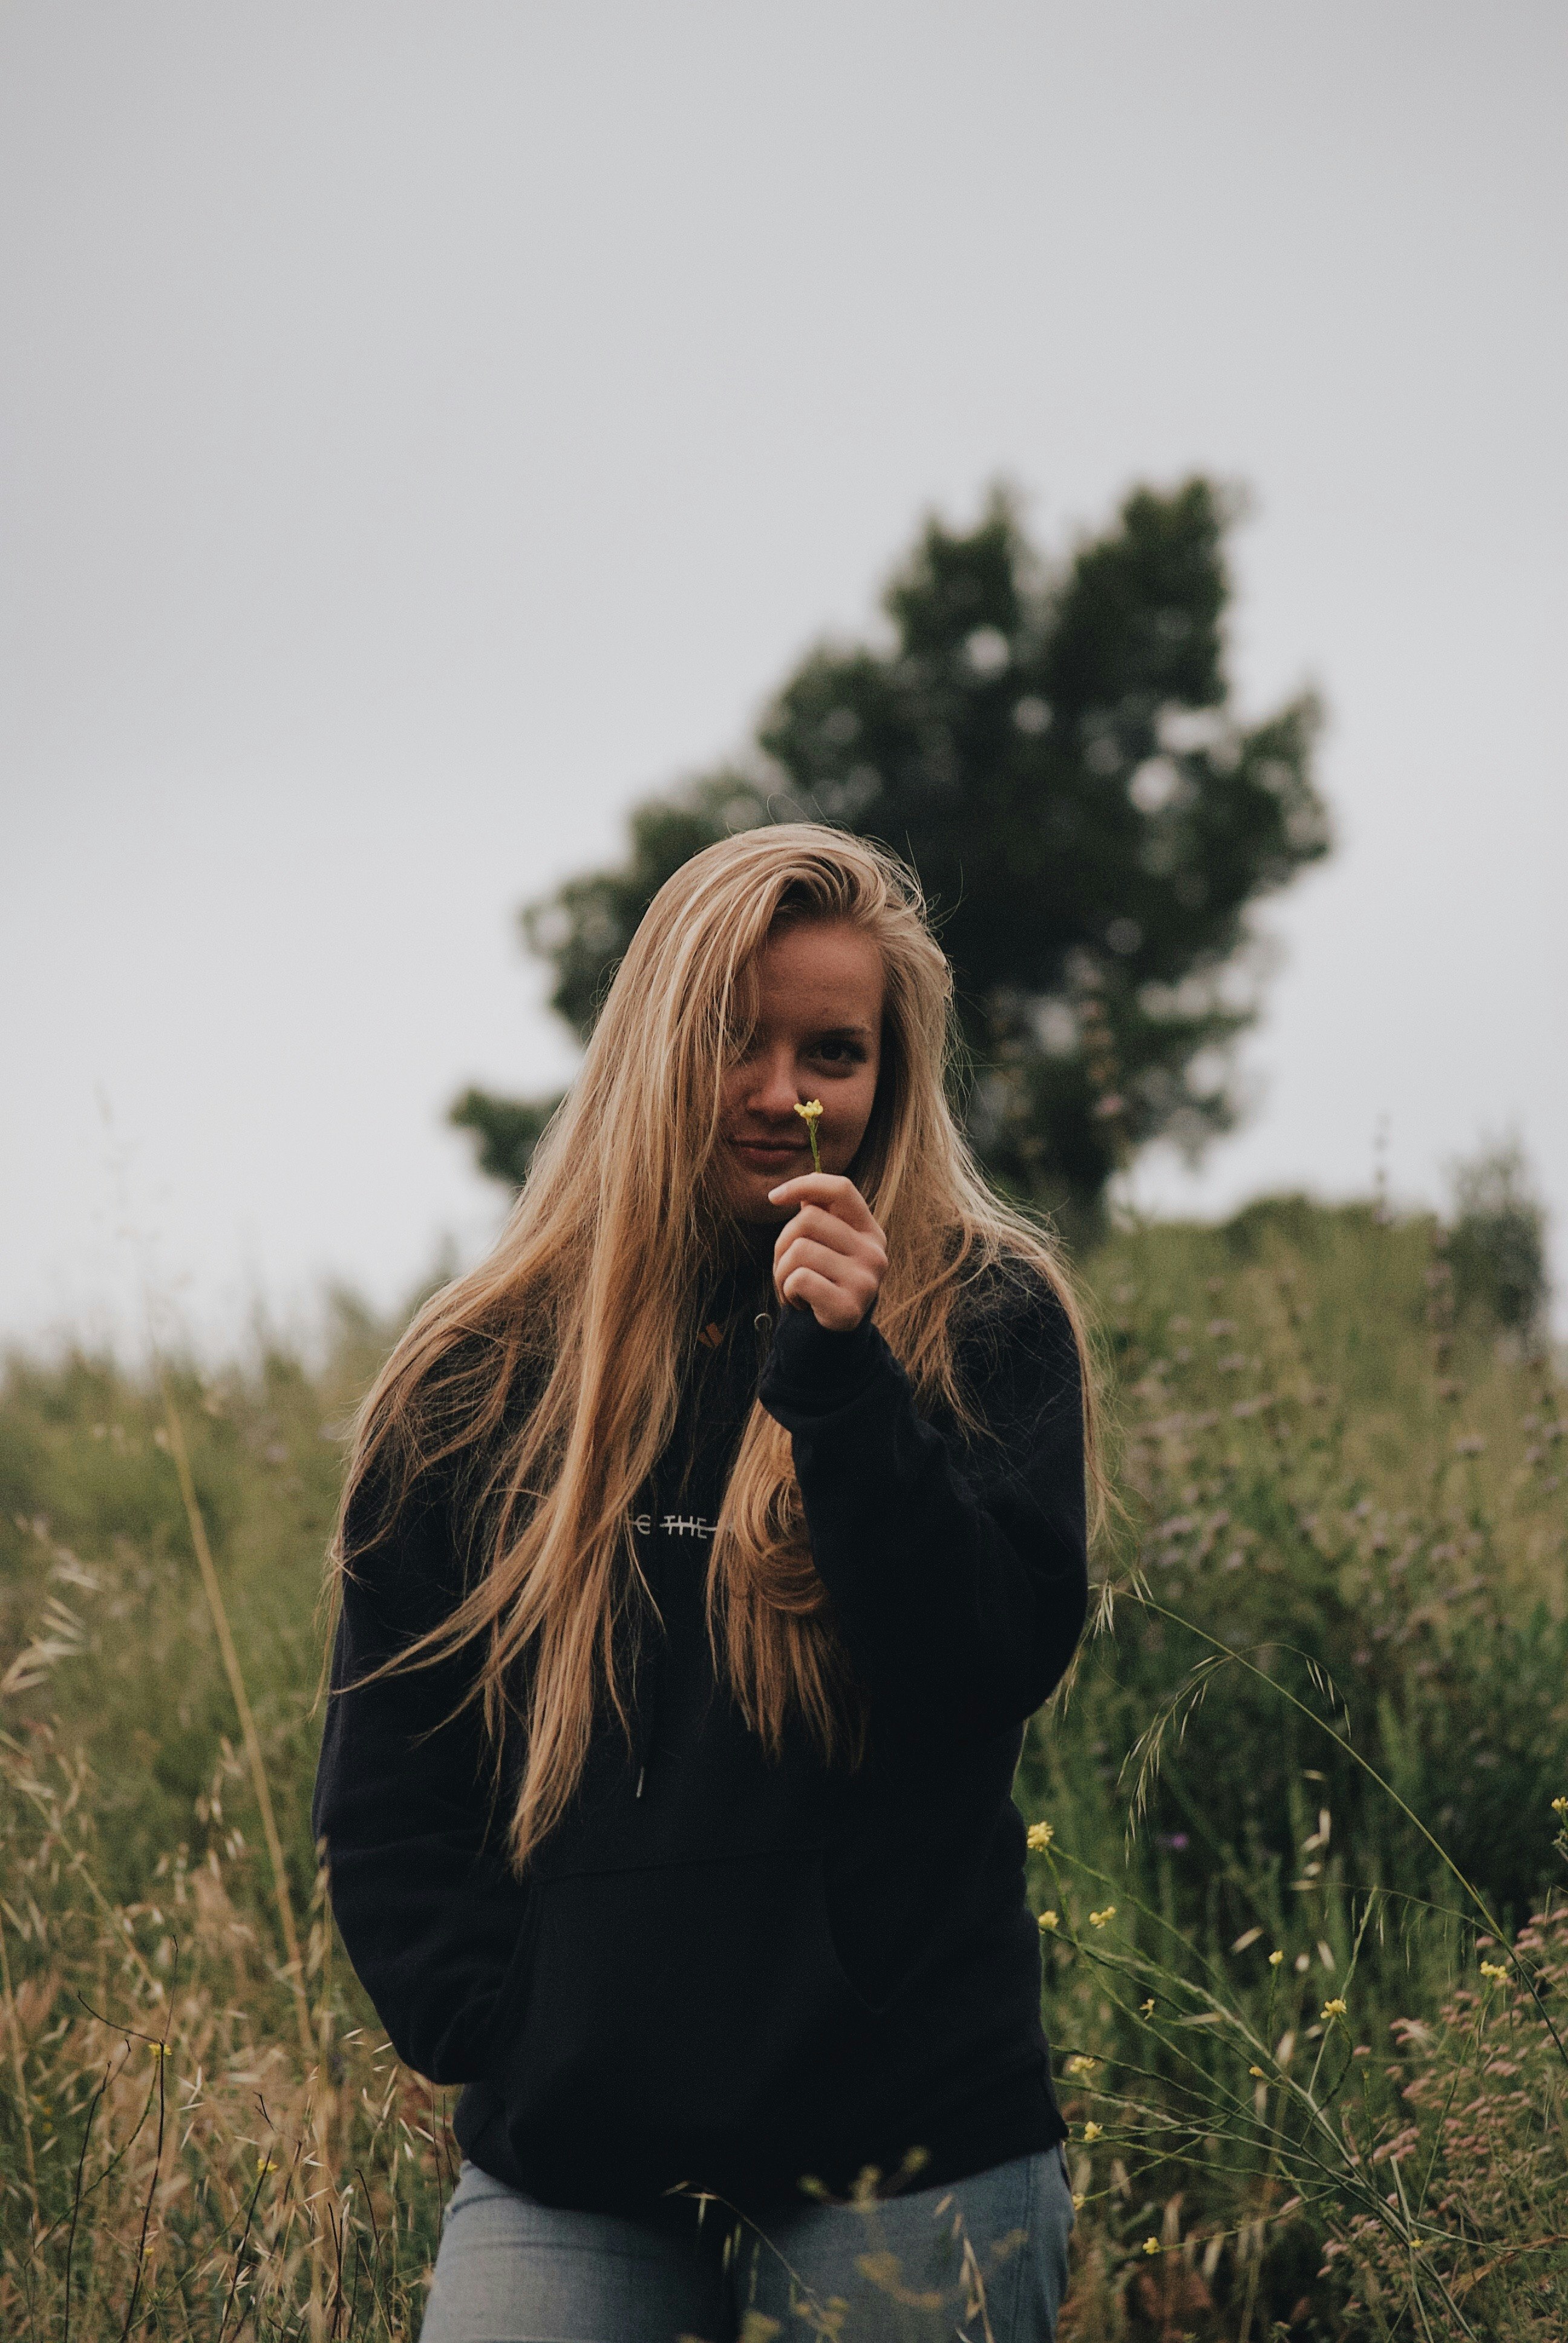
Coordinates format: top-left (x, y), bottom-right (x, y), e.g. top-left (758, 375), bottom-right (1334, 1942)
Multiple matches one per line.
top-left (420, 2149), bottom-right (1074, 2341)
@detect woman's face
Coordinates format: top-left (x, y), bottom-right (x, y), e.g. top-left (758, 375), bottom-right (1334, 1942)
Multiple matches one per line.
top-left (717, 919), bottom-right (885, 1224)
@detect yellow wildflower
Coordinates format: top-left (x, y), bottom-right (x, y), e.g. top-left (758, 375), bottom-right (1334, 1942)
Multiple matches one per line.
top-left (1064, 2054), bottom-right (1098, 2079)
top-left (1552, 1795), bottom-right (1567, 1818)
top-left (1038, 1910), bottom-right (1059, 1933)
top-left (256, 2155), bottom-right (278, 2175)
top-left (1140, 1999), bottom-right (1156, 2017)
top-left (1082, 2120), bottom-right (1103, 2141)
top-left (1143, 2236), bottom-right (1160, 2256)
top-left (1268, 1950), bottom-right (1284, 1968)
top-left (793, 1099), bottom-right (824, 1172)
top-left (1088, 1906), bottom-right (1116, 1928)
top-left (1321, 1997), bottom-right (1348, 2022)
top-left (1249, 2065), bottom-right (1266, 2078)
top-left (1027, 1820), bottom-right (1055, 1852)
top-left (148, 2040), bottom-right (169, 2059)
top-left (1479, 1961), bottom-right (1508, 1983)
top-left (1072, 2192), bottom-right (1086, 2211)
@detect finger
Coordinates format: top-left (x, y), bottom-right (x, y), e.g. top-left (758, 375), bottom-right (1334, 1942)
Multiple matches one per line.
top-left (774, 1236), bottom-right (880, 1293)
top-left (772, 1204), bottom-right (878, 1262)
top-left (778, 1264), bottom-right (871, 1329)
top-left (765, 1172), bottom-right (881, 1232)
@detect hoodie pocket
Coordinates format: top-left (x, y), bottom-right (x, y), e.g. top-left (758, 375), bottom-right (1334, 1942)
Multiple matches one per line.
top-left (495, 1848), bottom-right (863, 2193)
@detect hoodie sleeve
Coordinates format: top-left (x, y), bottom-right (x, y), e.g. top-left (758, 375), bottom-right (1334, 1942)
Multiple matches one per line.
top-left (758, 1264), bottom-right (1088, 1741)
top-left (311, 1463), bottom-right (529, 2083)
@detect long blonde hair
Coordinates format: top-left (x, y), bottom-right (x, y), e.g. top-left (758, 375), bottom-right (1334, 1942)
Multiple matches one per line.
top-left (333, 825), bottom-right (1100, 1870)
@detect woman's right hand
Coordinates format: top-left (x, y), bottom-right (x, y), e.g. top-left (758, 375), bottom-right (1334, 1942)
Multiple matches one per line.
top-left (767, 1173), bottom-right (887, 1331)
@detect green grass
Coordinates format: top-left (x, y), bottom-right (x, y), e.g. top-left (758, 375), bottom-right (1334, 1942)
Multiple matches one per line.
top-left (1, 1209), bottom-right (1564, 2338)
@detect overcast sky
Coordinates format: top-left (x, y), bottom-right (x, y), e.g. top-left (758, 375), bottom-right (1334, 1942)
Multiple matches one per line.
top-left (3, 2), bottom-right (1565, 1357)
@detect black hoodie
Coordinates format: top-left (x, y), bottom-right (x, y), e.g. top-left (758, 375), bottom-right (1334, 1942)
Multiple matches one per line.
top-left (311, 1260), bottom-right (1088, 2212)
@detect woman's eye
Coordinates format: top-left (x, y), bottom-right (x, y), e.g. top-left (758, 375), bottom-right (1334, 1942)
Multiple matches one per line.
top-left (813, 1038), bottom-right (866, 1067)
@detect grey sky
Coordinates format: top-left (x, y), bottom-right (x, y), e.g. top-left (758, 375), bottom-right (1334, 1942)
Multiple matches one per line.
top-left (3, 2), bottom-right (1564, 1353)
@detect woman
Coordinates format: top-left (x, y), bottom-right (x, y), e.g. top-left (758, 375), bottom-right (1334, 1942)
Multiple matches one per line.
top-left (313, 826), bottom-right (1097, 2341)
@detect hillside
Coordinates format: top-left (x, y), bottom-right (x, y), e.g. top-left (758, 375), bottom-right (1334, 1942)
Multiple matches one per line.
top-left (1, 1202), bottom-right (1563, 2338)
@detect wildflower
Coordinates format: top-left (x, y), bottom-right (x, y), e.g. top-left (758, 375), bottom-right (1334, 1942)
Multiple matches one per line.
top-left (1037, 1910), bottom-right (1059, 1933)
top-left (1142, 2236), bottom-right (1160, 2256)
top-left (1268, 1950), bottom-right (1284, 1968)
top-left (1551, 1795), bottom-right (1567, 1818)
top-left (1321, 1997), bottom-right (1348, 2022)
top-left (1478, 1961), bottom-right (1508, 1982)
top-left (793, 1098), bottom-right (824, 1172)
top-left (1140, 1999), bottom-right (1155, 2017)
top-left (1088, 1906), bottom-right (1116, 1928)
top-left (1072, 2192), bottom-right (1086, 2211)
top-left (1027, 1820), bottom-right (1055, 1851)
top-left (256, 2155), bottom-right (278, 2175)
top-left (148, 2040), bottom-right (169, 2058)
top-left (1064, 2054), bottom-right (1098, 2079)
top-left (1082, 2121), bottom-right (1103, 2142)
top-left (1249, 2065), bottom-right (1266, 2078)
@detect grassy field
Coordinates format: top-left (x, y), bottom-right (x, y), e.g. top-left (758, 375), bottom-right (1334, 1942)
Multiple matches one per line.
top-left (1, 1203), bottom-right (1564, 2339)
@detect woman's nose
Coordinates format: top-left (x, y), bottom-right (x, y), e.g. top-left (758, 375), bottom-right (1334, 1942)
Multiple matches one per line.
top-left (743, 1051), bottom-right (802, 1119)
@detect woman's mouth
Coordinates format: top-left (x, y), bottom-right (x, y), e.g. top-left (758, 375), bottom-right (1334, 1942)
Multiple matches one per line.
top-left (729, 1136), bottom-right (809, 1170)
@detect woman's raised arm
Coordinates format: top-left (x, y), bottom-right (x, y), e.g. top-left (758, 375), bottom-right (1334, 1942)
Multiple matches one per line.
top-left (759, 1265), bottom-right (1088, 1742)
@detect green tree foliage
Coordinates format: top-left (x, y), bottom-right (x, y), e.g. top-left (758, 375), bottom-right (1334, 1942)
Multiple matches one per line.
top-left (454, 479), bottom-right (1331, 1227)
top-left (448, 1087), bottom-right (558, 1191)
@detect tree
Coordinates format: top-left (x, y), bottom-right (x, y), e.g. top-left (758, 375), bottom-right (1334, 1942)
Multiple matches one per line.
top-left (452, 478), bottom-right (1330, 1237)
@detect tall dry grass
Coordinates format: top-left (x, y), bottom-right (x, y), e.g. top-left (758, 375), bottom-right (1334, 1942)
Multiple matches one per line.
top-left (0, 1208), bottom-right (1563, 2338)
top-left (1, 1297), bottom-right (454, 2337)
top-left (1023, 1199), bottom-right (1566, 2338)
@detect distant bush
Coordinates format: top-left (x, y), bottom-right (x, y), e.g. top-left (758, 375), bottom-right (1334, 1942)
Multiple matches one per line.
top-left (1446, 1139), bottom-right (1550, 1337)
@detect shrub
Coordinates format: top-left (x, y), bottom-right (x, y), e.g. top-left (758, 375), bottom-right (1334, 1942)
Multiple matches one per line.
top-left (1446, 1140), bottom-right (1551, 1339)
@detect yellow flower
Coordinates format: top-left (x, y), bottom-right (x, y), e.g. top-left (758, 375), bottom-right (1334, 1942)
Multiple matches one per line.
top-left (1038, 1910), bottom-right (1059, 1933)
top-left (1249, 2065), bottom-right (1266, 2078)
top-left (256, 2155), bottom-right (278, 2175)
top-left (1027, 1820), bottom-right (1055, 1852)
top-left (793, 1099), bottom-right (824, 1172)
top-left (1072, 2192), bottom-right (1086, 2211)
top-left (1088, 1906), bottom-right (1116, 1928)
top-left (148, 2040), bottom-right (169, 2059)
top-left (1268, 1950), bottom-right (1284, 1968)
top-left (1143, 2236), bottom-right (1161, 2256)
top-left (1551, 1795), bottom-right (1567, 1818)
top-left (1082, 2120), bottom-right (1103, 2141)
top-left (1321, 1997), bottom-right (1348, 2022)
top-left (1140, 1999), bottom-right (1156, 2017)
top-left (1064, 2054), bottom-right (1099, 2079)
top-left (1479, 1961), bottom-right (1508, 1983)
